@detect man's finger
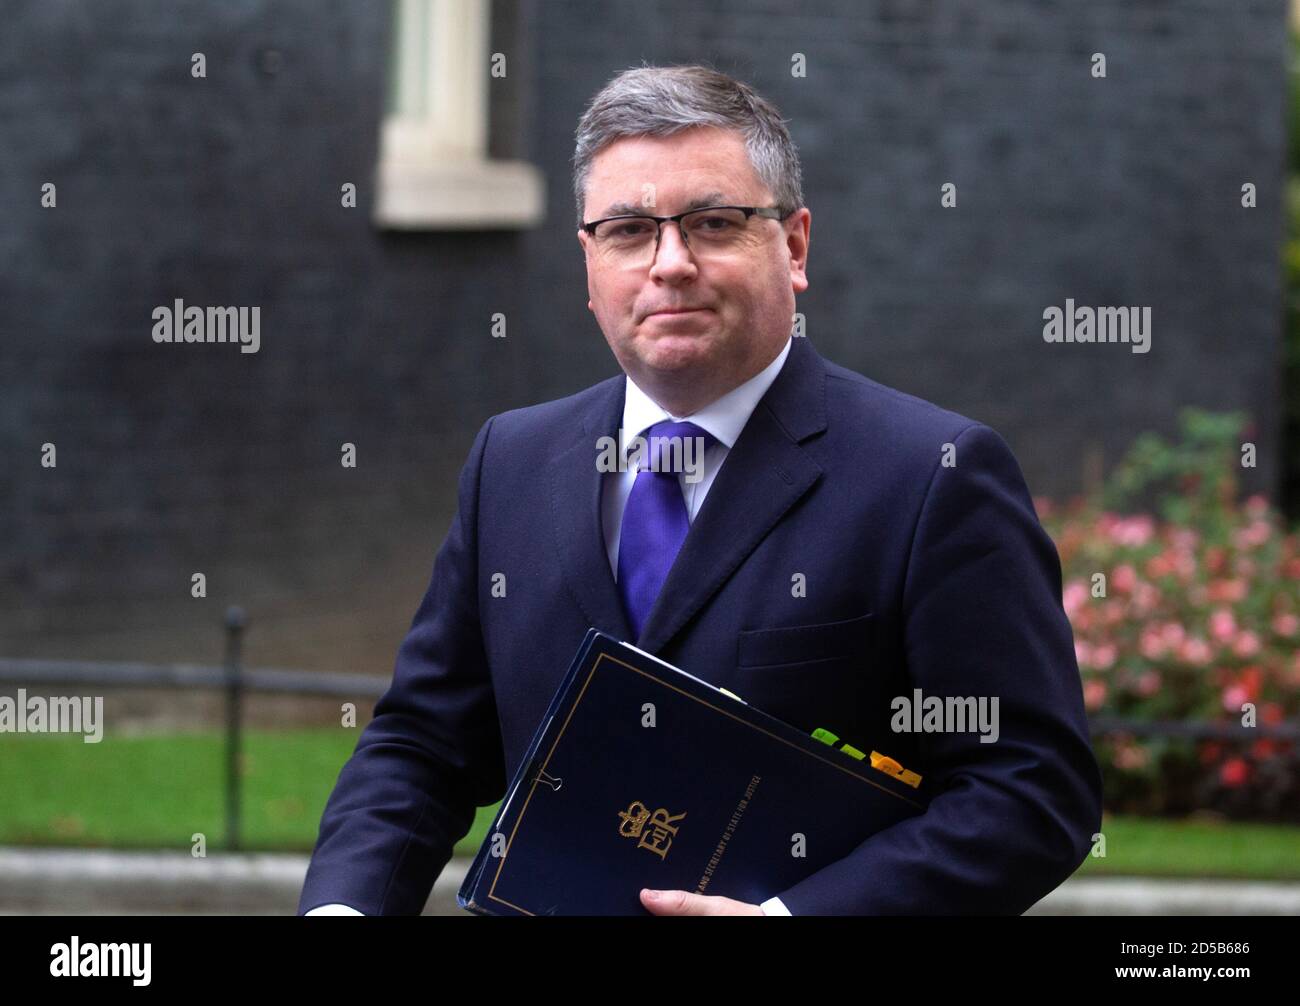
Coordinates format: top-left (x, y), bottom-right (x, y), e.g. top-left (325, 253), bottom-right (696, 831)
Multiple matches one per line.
top-left (640, 889), bottom-right (734, 915)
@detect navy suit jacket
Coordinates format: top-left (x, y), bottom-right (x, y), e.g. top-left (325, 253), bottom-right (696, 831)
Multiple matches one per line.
top-left (298, 334), bottom-right (1103, 915)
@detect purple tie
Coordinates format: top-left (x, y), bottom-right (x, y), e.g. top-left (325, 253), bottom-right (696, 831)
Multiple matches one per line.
top-left (617, 419), bottom-right (715, 640)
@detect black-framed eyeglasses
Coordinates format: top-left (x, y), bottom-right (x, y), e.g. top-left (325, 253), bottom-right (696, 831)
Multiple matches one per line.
top-left (581, 204), bottom-right (796, 265)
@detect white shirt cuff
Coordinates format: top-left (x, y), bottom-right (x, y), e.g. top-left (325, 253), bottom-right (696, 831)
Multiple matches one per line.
top-left (759, 895), bottom-right (792, 916)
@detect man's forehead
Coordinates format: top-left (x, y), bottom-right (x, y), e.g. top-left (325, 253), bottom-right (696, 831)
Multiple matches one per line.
top-left (597, 190), bottom-right (732, 218)
top-left (586, 130), bottom-right (763, 218)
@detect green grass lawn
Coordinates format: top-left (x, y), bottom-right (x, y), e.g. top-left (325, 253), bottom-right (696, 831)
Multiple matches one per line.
top-left (0, 728), bottom-right (497, 855)
top-left (1, 729), bottom-right (1296, 879)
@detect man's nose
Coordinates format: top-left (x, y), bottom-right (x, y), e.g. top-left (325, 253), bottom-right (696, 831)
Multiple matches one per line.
top-left (649, 221), bottom-right (696, 275)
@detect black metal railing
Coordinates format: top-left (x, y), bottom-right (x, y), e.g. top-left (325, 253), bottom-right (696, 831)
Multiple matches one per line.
top-left (0, 607), bottom-right (386, 851)
top-left (2, 614), bottom-right (1297, 849)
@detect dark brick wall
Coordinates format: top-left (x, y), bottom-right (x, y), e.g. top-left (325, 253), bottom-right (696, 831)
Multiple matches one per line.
top-left (0, 0), bottom-right (1288, 673)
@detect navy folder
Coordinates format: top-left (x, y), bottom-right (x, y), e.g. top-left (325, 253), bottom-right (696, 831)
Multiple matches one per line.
top-left (457, 628), bottom-right (930, 916)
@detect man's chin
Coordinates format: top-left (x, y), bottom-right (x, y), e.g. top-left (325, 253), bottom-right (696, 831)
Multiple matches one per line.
top-left (635, 334), bottom-right (717, 370)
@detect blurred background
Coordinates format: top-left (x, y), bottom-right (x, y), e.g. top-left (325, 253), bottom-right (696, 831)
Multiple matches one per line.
top-left (0, 0), bottom-right (1296, 913)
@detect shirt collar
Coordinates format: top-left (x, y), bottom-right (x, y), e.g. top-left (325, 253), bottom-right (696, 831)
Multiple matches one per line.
top-left (620, 335), bottom-right (793, 452)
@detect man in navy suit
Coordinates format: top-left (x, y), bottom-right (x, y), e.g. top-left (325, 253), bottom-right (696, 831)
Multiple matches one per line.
top-left (299, 65), bottom-right (1102, 916)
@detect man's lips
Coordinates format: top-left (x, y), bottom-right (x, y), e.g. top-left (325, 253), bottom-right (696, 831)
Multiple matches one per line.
top-left (646, 308), bottom-right (710, 318)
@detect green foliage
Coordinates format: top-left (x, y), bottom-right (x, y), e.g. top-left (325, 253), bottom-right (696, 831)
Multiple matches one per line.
top-left (1097, 407), bottom-right (1250, 537)
top-left (1281, 33), bottom-right (1300, 517)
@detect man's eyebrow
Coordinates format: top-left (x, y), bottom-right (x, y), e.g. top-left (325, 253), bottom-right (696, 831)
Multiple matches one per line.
top-left (598, 191), bottom-right (730, 217)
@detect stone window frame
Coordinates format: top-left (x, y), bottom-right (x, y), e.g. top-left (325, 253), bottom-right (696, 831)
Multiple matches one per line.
top-left (373, 0), bottom-right (544, 229)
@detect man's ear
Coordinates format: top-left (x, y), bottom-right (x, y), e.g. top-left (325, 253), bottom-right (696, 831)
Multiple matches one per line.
top-left (786, 207), bottom-right (811, 295)
top-left (577, 230), bottom-right (594, 311)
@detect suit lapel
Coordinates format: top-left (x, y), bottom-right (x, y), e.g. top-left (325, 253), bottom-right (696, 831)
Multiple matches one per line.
top-left (636, 335), bottom-right (828, 653)
top-left (548, 374), bottom-right (636, 642)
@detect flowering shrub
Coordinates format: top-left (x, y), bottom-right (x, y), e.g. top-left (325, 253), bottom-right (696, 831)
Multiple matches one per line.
top-left (1036, 409), bottom-right (1300, 821)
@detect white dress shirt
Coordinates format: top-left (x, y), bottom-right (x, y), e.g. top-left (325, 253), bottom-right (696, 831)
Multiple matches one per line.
top-left (602, 335), bottom-right (792, 578)
top-left (307, 335), bottom-right (796, 918)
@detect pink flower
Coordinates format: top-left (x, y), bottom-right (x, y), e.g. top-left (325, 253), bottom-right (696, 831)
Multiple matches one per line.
top-left (1114, 516), bottom-right (1155, 547)
top-left (1091, 643), bottom-right (1117, 670)
top-left (1209, 608), bottom-right (1237, 643)
top-left (1114, 741), bottom-right (1149, 771)
top-left (1180, 637), bottom-right (1212, 665)
top-left (1134, 670), bottom-right (1161, 697)
top-left (1272, 613), bottom-right (1299, 637)
top-left (1062, 581), bottom-right (1090, 618)
top-left (1245, 494), bottom-right (1269, 517)
top-left (1160, 622), bottom-right (1186, 648)
top-left (1232, 519), bottom-right (1272, 550)
top-left (1231, 631), bottom-right (1260, 658)
top-left (1132, 582), bottom-right (1160, 615)
top-left (1083, 679), bottom-right (1107, 711)
top-left (1074, 639), bottom-right (1091, 667)
top-left (1139, 628), bottom-right (1167, 660)
top-left (1221, 684), bottom-right (1249, 713)
top-left (1100, 513), bottom-right (1155, 547)
top-left (1145, 554), bottom-right (1171, 578)
top-left (1206, 579), bottom-right (1248, 603)
top-left (1112, 564), bottom-right (1138, 594)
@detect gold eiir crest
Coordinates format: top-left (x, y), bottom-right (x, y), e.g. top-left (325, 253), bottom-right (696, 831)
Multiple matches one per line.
top-left (617, 801), bottom-right (686, 860)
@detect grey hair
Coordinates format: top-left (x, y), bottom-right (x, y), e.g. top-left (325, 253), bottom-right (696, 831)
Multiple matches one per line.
top-left (572, 63), bottom-right (804, 228)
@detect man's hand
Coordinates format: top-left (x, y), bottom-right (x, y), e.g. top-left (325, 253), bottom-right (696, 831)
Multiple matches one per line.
top-left (639, 889), bottom-right (765, 915)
